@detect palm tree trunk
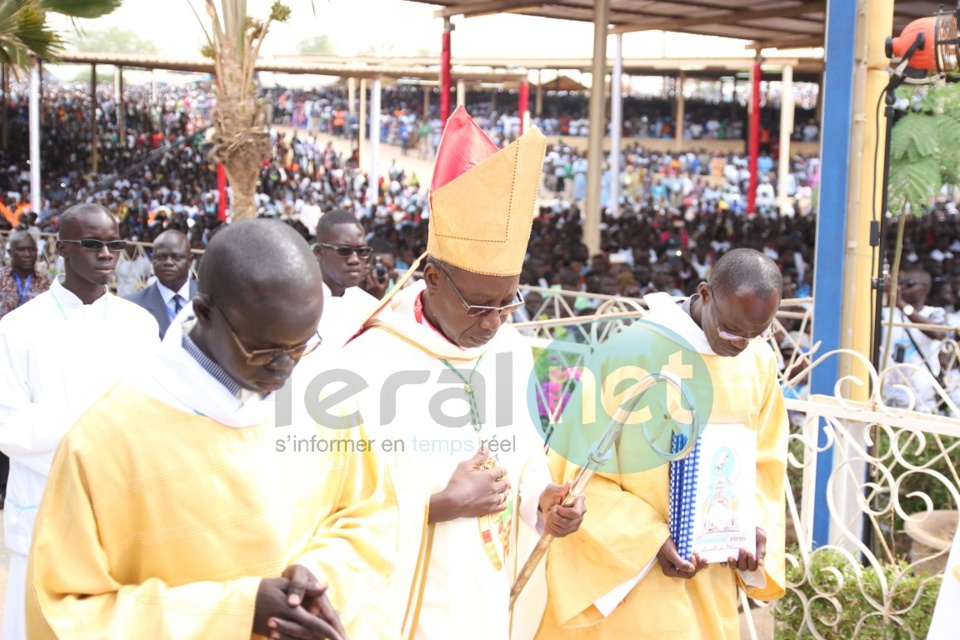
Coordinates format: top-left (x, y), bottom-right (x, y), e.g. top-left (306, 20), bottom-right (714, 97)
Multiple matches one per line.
top-left (228, 182), bottom-right (257, 219)
top-left (210, 61), bottom-right (268, 220)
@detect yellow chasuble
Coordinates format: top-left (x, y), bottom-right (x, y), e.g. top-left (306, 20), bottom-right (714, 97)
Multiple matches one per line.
top-left (26, 337), bottom-right (398, 639)
top-left (539, 292), bottom-right (788, 640)
top-left (330, 280), bottom-right (552, 640)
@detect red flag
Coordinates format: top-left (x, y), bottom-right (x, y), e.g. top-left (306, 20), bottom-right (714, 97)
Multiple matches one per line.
top-left (217, 164), bottom-right (227, 221)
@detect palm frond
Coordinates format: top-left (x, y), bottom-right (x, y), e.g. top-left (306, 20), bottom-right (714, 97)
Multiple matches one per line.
top-left (11, 6), bottom-right (61, 55)
top-left (0, 0), bottom-right (33, 24)
top-left (0, 0), bottom-right (63, 68)
top-left (38, 0), bottom-right (124, 19)
top-left (185, 0), bottom-right (214, 48)
top-left (0, 0), bottom-right (122, 69)
top-left (888, 155), bottom-right (939, 215)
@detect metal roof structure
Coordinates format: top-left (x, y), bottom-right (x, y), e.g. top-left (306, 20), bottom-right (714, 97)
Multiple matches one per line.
top-left (55, 51), bottom-right (528, 83)
top-left (285, 53), bottom-right (824, 81)
top-left (416, 0), bottom-right (943, 51)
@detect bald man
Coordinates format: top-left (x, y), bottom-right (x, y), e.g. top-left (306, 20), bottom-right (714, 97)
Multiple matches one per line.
top-left (0, 204), bottom-right (160, 640)
top-left (124, 229), bottom-right (197, 338)
top-left (26, 219), bottom-right (398, 640)
top-left (542, 248), bottom-right (789, 640)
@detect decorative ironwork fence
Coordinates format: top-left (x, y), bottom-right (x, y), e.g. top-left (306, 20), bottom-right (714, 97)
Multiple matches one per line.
top-left (4, 229), bottom-right (958, 637)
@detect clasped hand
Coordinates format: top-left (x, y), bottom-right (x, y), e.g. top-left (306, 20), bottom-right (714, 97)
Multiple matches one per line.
top-left (253, 564), bottom-right (347, 640)
top-left (657, 527), bottom-right (767, 580)
top-left (538, 481), bottom-right (586, 538)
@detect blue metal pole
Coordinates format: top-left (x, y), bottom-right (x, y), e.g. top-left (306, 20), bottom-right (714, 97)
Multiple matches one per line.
top-left (810, 0), bottom-right (859, 548)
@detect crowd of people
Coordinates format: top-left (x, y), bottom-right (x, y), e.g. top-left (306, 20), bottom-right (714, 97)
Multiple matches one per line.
top-left (0, 80), bottom-right (822, 242)
top-left (0, 101), bottom-right (798, 639)
top-left (2, 79), bottom-right (959, 419)
top-left (267, 85), bottom-right (823, 151)
top-left (0, 66), bottom-right (959, 638)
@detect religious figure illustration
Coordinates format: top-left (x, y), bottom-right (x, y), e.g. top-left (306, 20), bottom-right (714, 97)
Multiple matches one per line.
top-left (702, 447), bottom-right (740, 533)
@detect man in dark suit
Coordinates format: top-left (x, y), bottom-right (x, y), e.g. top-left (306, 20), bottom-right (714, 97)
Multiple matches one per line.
top-left (124, 230), bottom-right (196, 338)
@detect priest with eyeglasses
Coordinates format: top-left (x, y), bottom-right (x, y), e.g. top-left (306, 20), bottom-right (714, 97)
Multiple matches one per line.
top-left (0, 203), bottom-right (159, 640)
top-left (317, 107), bottom-right (586, 639)
top-left (24, 219), bottom-right (398, 639)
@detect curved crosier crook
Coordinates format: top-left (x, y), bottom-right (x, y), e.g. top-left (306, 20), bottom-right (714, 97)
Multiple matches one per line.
top-left (509, 370), bottom-right (702, 609)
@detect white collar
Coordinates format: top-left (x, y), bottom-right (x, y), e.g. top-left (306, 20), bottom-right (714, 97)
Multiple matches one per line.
top-left (642, 292), bottom-right (717, 355)
top-left (365, 280), bottom-right (484, 362)
top-left (156, 279), bottom-right (192, 305)
top-left (643, 292), bottom-right (772, 361)
top-left (322, 282), bottom-right (374, 304)
top-left (134, 321), bottom-right (275, 428)
top-left (51, 275), bottom-right (109, 309)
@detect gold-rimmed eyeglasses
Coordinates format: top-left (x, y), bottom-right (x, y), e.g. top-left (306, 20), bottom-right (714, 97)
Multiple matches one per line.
top-left (706, 285), bottom-right (774, 343)
top-left (212, 303), bottom-right (322, 365)
top-left (437, 266), bottom-right (525, 318)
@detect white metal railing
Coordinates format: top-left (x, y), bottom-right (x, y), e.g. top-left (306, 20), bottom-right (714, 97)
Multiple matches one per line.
top-left (7, 229), bottom-right (958, 635)
top-left (773, 382), bottom-right (958, 639)
top-left (520, 297), bottom-right (960, 638)
top-left (5, 227), bottom-right (954, 411)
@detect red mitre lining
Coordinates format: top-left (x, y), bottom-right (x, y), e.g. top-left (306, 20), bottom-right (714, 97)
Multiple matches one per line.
top-left (430, 106), bottom-right (500, 192)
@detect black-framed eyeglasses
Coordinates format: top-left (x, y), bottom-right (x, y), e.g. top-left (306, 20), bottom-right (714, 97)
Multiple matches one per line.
top-left (60, 238), bottom-right (127, 252)
top-left (212, 303), bottom-right (322, 365)
top-left (318, 242), bottom-right (374, 259)
top-left (437, 266), bottom-right (525, 318)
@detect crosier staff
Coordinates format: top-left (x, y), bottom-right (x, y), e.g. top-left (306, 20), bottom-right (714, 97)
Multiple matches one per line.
top-left (509, 370), bottom-right (701, 609)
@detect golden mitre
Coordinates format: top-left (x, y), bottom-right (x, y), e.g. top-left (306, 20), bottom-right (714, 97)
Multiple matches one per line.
top-left (427, 106), bottom-right (546, 277)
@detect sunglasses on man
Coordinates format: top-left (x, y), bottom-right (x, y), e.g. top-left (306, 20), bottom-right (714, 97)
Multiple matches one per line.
top-left (317, 243), bottom-right (374, 259)
top-left (59, 239), bottom-right (127, 252)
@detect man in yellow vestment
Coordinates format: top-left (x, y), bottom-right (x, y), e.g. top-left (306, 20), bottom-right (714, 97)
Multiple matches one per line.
top-left (540, 248), bottom-right (788, 640)
top-left (320, 107), bottom-right (586, 639)
top-left (26, 220), bottom-right (398, 640)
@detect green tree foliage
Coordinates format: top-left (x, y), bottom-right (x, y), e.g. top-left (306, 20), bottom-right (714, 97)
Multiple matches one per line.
top-left (73, 26), bottom-right (159, 55)
top-left (358, 41), bottom-right (395, 57)
top-left (0, 0), bottom-right (123, 70)
top-left (297, 34), bottom-right (334, 55)
top-left (888, 83), bottom-right (960, 216)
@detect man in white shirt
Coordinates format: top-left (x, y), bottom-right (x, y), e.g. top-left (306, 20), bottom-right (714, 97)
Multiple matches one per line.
top-left (300, 194), bottom-right (323, 237)
top-left (882, 264), bottom-right (950, 413)
top-left (313, 209), bottom-right (378, 350)
top-left (124, 230), bottom-right (197, 338)
top-left (0, 203), bottom-right (160, 640)
top-left (756, 177), bottom-right (776, 210)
